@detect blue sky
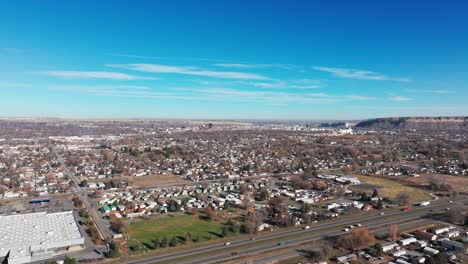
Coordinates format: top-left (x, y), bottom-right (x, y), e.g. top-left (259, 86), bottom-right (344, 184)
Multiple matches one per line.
top-left (1, 1), bottom-right (467, 120)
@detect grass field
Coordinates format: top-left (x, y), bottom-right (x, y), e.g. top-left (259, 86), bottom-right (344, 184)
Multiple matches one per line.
top-left (128, 214), bottom-right (241, 251)
top-left (352, 175), bottom-right (432, 203)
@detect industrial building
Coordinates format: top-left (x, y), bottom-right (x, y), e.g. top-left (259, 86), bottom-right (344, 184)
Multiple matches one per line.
top-left (0, 211), bottom-right (84, 264)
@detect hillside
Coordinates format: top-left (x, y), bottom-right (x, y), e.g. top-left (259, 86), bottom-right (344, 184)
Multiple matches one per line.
top-left (355, 116), bottom-right (468, 131)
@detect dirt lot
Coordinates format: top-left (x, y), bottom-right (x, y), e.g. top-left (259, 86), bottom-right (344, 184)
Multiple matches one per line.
top-left (132, 173), bottom-right (188, 188)
top-left (404, 173), bottom-right (468, 192)
top-left (352, 175), bottom-right (432, 202)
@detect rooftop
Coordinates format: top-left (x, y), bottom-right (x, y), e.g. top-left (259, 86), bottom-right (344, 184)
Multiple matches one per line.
top-left (0, 211), bottom-right (84, 260)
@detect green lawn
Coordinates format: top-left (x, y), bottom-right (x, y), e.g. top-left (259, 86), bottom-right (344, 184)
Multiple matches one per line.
top-left (128, 214), bottom-right (241, 252)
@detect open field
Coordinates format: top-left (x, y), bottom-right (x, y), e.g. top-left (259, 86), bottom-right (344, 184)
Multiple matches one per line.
top-left (404, 173), bottom-right (468, 192)
top-left (131, 173), bottom-right (188, 188)
top-left (128, 214), bottom-right (241, 250)
top-left (352, 175), bottom-right (432, 202)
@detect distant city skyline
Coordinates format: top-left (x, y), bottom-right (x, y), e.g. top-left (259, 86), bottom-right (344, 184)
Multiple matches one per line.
top-left (1, 1), bottom-right (467, 119)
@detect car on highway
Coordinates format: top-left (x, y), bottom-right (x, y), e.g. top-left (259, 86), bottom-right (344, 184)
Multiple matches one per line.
top-left (231, 252), bottom-right (238, 255)
top-left (356, 223), bottom-right (363, 227)
top-left (224, 242), bottom-right (231, 246)
top-left (449, 200), bottom-right (453, 203)
top-left (278, 242), bottom-right (286, 246)
top-left (343, 228), bottom-right (350, 232)
top-left (379, 212), bottom-right (385, 215)
top-left (304, 225), bottom-right (310, 230)
top-left (250, 237), bottom-right (256, 241)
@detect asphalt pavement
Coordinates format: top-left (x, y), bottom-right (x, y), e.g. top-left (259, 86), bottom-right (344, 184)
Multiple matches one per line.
top-left (52, 145), bottom-right (114, 240)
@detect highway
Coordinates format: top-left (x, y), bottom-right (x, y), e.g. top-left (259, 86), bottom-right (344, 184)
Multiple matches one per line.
top-left (247, 219), bottom-right (433, 264)
top-left (192, 217), bottom-right (433, 264)
top-left (125, 196), bottom-right (465, 264)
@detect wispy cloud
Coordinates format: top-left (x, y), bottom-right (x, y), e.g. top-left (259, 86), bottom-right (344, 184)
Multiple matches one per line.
top-left (185, 88), bottom-right (334, 103)
top-left (251, 79), bottom-right (321, 89)
top-left (110, 53), bottom-right (231, 62)
top-left (406, 89), bottom-right (450, 94)
top-left (107, 64), bottom-right (269, 80)
top-left (40, 70), bottom-right (154, 80)
top-left (171, 87), bottom-right (375, 104)
top-left (58, 85), bottom-right (152, 92)
top-left (56, 85), bottom-right (199, 100)
top-left (427, 89), bottom-right (449, 94)
top-left (213, 63), bottom-right (296, 70)
top-left (194, 79), bottom-right (322, 90)
top-left (48, 80), bottom-right (380, 105)
top-left (314, 66), bottom-right (410, 82)
top-left (110, 54), bottom-right (164, 60)
top-left (343, 95), bottom-right (376, 100)
top-left (390, 96), bottom-right (413, 101)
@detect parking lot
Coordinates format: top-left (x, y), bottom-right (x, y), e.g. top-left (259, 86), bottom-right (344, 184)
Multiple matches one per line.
top-left (0, 196), bottom-right (76, 216)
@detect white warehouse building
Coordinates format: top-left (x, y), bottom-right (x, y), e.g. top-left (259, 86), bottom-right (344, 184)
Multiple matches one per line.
top-left (0, 211), bottom-right (85, 264)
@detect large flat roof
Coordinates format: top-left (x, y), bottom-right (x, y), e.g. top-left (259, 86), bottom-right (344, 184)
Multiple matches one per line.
top-left (0, 211), bottom-right (84, 260)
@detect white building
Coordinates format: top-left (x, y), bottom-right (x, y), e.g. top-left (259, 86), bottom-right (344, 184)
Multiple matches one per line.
top-left (415, 240), bottom-right (427, 248)
top-left (0, 211), bottom-right (84, 264)
top-left (431, 227), bottom-right (449, 235)
top-left (399, 237), bottom-right (417, 246)
top-left (423, 247), bottom-right (440, 256)
top-left (382, 242), bottom-right (399, 252)
top-left (392, 250), bottom-right (407, 257)
top-left (446, 230), bottom-right (459, 238)
top-left (395, 259), bottom-right (411, 264)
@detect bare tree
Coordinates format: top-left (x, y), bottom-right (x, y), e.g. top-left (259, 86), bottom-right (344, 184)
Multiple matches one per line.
top-left (205, 206), bottom-right (217, 221)
top-left (319, 245), bottom-right (332, 261)
top-left (342, 165), bottom-right (352, 175)
top-left (446, 210), bottom-right (466, 224)
top-left (110, 219), bottom-right (128, 234)
top-left (339, 229), bottom-right (376, 250)
top-left (191, 207), bottom-right (199, 215)
top-left (395, 191), bottom-right (410, 206)
top-left (389, 224), bottom-right (399, 241)
top-left (184, 232), bottom-right (192, 244)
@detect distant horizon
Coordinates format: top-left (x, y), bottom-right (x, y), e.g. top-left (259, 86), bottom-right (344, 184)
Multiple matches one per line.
top-left (1, 1), bottom-right (468, 119)
top-left (0, 115), bottom-right (466, 123)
